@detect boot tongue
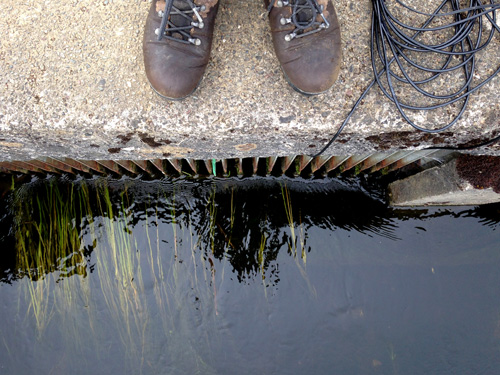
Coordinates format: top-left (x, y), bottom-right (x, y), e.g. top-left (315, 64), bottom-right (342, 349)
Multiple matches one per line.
top-left (170, 0), bottom-right (194, 39)
top-left (295, 0), bottom-right (314, 25)
top-left (173, 0), bottom-right (191, 12)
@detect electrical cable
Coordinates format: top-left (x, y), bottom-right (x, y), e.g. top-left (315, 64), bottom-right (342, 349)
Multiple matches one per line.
top-left (313, 0), bottom-right (500, 158)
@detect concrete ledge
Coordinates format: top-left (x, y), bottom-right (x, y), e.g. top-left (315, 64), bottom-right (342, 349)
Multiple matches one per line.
top-left (389, 157), bottom-right (500, 206)
top-left (1, 0), bottom-right (500, 161)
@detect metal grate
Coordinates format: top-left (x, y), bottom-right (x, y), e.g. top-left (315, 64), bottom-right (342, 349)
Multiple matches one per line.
top-left (0, 150), bottom-right (454, 178)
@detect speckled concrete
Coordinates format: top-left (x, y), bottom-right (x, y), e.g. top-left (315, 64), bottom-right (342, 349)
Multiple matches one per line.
top-left (389, 158), bottom-right (500, 206)
top-left (0, 0), bottom-right (499, 161)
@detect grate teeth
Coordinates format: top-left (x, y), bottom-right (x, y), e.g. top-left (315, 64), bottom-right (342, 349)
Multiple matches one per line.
top-left (78, 160), bottom-right (107, 174)
top-left (298, 155), bottom-right (313, 173)
top-left (324, 156), bottom-right (350, 173)
top-left (356, 152), bottom-right (394, 173)
top-left (166, 158), bottom-right (182, 174)
top-left (204, 160), bottom-right (214, 176)
top-left (0, 161), bottom-right (32, 174)
top-left (185, 159), bottom-right (198, 175)
top-left (252, 157), bottom-right (259, 175)
top-left (342, 154), bottom-right (371, 172)
top-left (281, 156), bottom-right (296, 174)
top-left (0, 152), bottom-right (455, 177)
top-left (221, 159), bottom-right (228, 175)
top-left (310, 156), bottom-right (331, 173)
top-left (267, 156), bottom-right (278, 174)
top-left (114, 160), bottom-right (138, 175)
top-left (385, 150), bottom-right (438, 173)
top-left (370, 151), bottom-right (413, 172)
top-left (236, 159), bottom-right (243, 177)
top-left (11, 161), bottom-right (44, 173)
top-left (40, 157), bottom-right (75, 173)
top-left (55, 158), bottom-right (94, 174)
top-left (149, 159), bottom-right (166, 175)
top-left (96, 160), bottom-right (123, 175)
top-left (131, 160), bottom-right (154, 177)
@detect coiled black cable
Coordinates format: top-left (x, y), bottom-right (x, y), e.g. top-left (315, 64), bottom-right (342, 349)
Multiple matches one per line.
top-left (313, 0), bottom-right (500, 157)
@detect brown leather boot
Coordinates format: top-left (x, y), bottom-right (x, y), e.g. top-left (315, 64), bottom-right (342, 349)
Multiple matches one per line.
top-left (265, 0), bottom-right (342, 95)
top-left (143, 0), bottom-right (219, 100)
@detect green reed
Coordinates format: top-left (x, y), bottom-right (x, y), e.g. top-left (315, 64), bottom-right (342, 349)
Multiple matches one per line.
top-left (14, 180), bottom-right (87, 335)
top-left (280, 183), bottom-right (315, 297)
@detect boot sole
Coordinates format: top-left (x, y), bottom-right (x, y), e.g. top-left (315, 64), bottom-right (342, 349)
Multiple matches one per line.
top-left (282, 69), bottom-right (331, 97)
top-left (148, 80), bottom-right (202, 101)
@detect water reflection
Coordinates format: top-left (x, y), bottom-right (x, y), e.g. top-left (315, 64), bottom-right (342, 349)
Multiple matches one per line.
top-left (0, 176), bottom-right (500, 375)
top-left (2, 176), bottom-right (500, 284)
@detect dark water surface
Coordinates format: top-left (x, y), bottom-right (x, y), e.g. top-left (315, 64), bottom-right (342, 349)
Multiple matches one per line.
top-left (1, 175), bottom-right (500, 375)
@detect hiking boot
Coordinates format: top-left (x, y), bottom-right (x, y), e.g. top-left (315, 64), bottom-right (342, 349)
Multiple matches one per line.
top-left (265, 0), bottom-right (342, 95)
top-left (143, 0), bottom-right (219, 100)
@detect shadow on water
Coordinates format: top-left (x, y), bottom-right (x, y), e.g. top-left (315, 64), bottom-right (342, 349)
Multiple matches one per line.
top-left (0, 175), bottom-right (500, 375)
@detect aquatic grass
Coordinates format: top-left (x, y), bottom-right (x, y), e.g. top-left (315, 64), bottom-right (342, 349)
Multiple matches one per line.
top-left (258, 232), bottom-right (268, 298)
top-left (388, 343), bottom-right (398, 375)
top-left (281, 183), bottom-right (297, 255)
top-left (92, 180), bottom-right (149, 360)
top-left (9, 177), bottom-right (225, 372)
top-left (13, 179), bottom-right (89, 336)
top-left (298, 211), bottom-right (307, 266)
top-left (145, 192), bottom-right (176, 338)
top-left (207, 187), bottom-right (219, 314)
top-left (207, 186), bottom-right (217, 255)
top-left (280, 183), bottom-right (316, 297)
top-left (230, 187), bottom-right (235, 232)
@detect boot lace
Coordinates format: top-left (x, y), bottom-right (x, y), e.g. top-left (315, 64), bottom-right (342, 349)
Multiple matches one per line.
top-left (268, 0), bottom-right (330, 41)
top-left (155, 0), bottom-right (206, 45)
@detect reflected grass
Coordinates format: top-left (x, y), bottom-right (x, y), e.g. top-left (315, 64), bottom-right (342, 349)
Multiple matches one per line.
top-left (280, 183), bottom-right (316, 297)
top-left (8, 176), bottom-right (339, 370)
top-left (94, 179), bottom-right (148, 358)
top-left (14, 180), bottom-right (86, 335)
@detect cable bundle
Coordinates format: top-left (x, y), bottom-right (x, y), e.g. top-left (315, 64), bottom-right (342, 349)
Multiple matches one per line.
top-left (315, 0), bottom-right (500, 156)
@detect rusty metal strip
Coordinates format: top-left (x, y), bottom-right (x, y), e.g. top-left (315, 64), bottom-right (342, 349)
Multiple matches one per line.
top-left (204, 160), bottom-right (214, 176)
top-left (149, 159), bottom-right (166, 175)
top-left (342, 154), bottom-right (371, 172)
top-left (185, 159), bottom-right (198, 175)
top-left (236, 159), bottom-right (243, 176)
top-left (96, 160), bottom-right (122, 175)
top-left (324, 156), bottom-right (350, 173)
top-left (10, 161), bottom-right (43, 173)
top-left (0, 161), bottom-right (31, 173)
top-left (40, 157), bottom-right (76, 174)
top-left (0, 152), bottom-right (452, 177)
top-left (131, 160), bottom-right (153, 176)
top-left (370, 151), bottom-right (412, 172)
top-left (252, 157), bottom-right (259, 174)
top-left (54, 158), bottom-right (94, 174)
top-left (282, 156), bottom-right (296, 174)
top-left (167, 159), bottom-right (182, 174)
top-left (221, 159), bottom-right (228, 175)
top-left (310, 155), bottom-right (332, 173)
top-left (298, 156), bottom-right (313, 172)
top-left (24, 159), bottom-right (61, 173)
top-left (115, 160), bottom-right (138, 175)
top-left (24, 160), bottom-right (59, 173)
top-left (78, 160), bottom-right (107, 174)
top-left (385, 150), bottom-right (439, 172)
top-left (357, 152), bottom-right (395, 172)
top-left (267, 156), bottom-right (278, 174)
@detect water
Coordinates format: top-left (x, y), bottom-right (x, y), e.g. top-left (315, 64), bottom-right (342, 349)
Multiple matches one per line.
top-left (0, 175), bottom-right (500, 375)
